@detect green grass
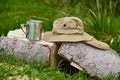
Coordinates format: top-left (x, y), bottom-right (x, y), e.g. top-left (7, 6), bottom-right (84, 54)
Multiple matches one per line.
top-left (0, 54), bottom-right (94, 80)
top-left (0, 0), bottom-right (120, 79)
top-left (0, 54), bottom-right (120, 80)
top-left (0, 0), bottom-right (64, 35)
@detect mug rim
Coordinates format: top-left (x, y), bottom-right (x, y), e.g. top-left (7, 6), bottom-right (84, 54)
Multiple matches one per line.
top-left (27, 20), bottom-right (43, 23)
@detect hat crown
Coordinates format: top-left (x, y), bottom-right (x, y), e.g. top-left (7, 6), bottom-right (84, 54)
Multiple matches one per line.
top-left (53, 17), bottom-right (84, 34)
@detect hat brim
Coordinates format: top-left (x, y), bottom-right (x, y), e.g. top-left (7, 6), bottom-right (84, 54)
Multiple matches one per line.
top-left (43, 32), bottom-right (93, 42)
top-left (84, 38), bottom-right (110, 49)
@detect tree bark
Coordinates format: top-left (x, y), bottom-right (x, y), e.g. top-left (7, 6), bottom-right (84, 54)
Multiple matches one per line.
top-left (0, 36), bottom-right (50, 63)
top-left (0, 29), bottom-right (59, 69)
top-left (58, 43), bottom-right (120, 78)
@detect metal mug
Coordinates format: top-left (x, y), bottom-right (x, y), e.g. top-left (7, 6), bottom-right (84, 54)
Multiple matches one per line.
top-left (20, 20), bottom-right (43, 41)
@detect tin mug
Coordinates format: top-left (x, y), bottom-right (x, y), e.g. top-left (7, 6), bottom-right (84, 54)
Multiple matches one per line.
top-left (20, 20), bottom-right (43, 41)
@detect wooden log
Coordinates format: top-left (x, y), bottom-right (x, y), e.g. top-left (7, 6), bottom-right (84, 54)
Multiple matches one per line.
top-left (0, 29), bottom-right (59, 69)
top-left (58, 43), bottom-right (120, 78)
top-left (0, 36), bottom-right (50, 63)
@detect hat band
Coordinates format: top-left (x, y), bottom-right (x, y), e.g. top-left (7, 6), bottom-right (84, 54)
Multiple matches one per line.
top-left (53, 30), bottom-right (84, 35)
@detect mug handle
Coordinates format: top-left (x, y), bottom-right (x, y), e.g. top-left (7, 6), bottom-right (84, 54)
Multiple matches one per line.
top-left (20, 24), bottom-right (34, 43)
top-left (20, 24), bottom-right (28, 36)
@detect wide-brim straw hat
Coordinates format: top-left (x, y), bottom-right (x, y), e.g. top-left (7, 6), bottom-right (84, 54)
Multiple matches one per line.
top-left (43, 17), bottom-right (109, 49)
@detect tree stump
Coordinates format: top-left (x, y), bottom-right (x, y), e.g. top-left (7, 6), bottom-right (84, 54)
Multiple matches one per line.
top-left (58, 43), bottom-right (120, 78)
